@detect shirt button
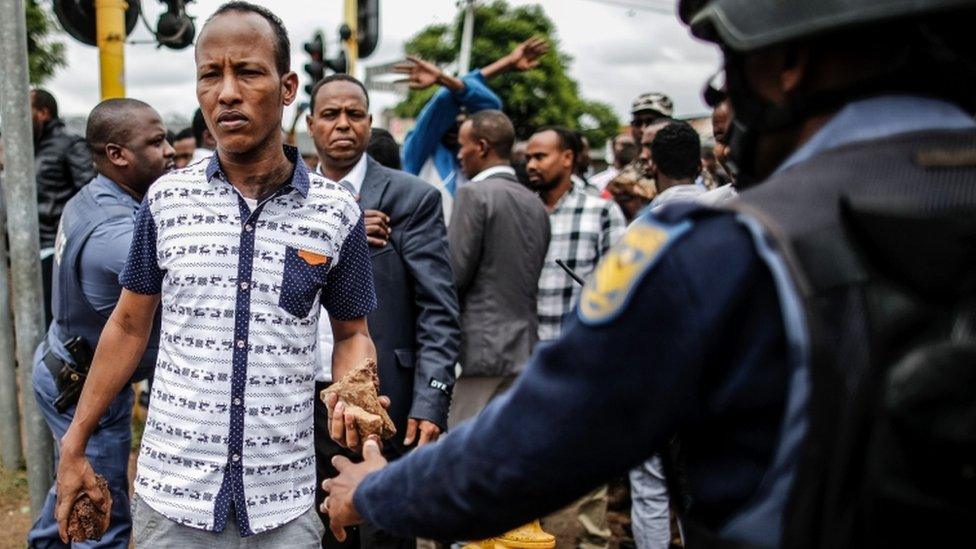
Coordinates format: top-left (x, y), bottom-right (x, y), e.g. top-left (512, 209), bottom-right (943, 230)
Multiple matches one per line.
top-left (236, 340), bottom-right (245, 348)
top-left (240, 281), bottom-right (249, 290)
top-left (244, 224), bottom-right (253, 232)
top-left (232, 453), bottom-right (240, 462)
top-left (233, 397), bottom-right (242, 406)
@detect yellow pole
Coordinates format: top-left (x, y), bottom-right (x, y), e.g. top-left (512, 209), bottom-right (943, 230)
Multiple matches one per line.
top-left (344, 0), bottom-right (358, 76)
top-left (96, 0), bottom-right (127, 99)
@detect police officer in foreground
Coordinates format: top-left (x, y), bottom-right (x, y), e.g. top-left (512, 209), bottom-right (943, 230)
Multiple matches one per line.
top-left (322, 1), bottom-right (976, 547)
top-left (28, 98), bottom-right (172, 548)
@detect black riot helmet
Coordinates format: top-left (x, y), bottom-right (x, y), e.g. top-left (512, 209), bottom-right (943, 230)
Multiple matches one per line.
top-left (685, 0), bottom-right (976, 51)
top-left (679, 0), bottom-right (976, 185)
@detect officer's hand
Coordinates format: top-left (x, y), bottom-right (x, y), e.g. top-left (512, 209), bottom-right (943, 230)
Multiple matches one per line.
top-left (321, 437), bottom-right (388, 541)
top-left (403, 418), bottom-right (441, 447)
top-left (325, 391), bottom-right (392, 453)
top-left (363, 209), bottom-right (391, 248)
top-left (55, 446), bottom-right (109, 542)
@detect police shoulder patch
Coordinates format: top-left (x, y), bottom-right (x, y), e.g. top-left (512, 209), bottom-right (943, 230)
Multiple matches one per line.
top-left (579, 216), bottom-right (692, 325)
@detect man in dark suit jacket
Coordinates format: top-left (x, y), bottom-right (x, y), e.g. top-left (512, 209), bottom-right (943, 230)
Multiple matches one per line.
top-left (308, 74), bottom-right (460, 549)
top-left (448, 110), bottom-right (550, 428)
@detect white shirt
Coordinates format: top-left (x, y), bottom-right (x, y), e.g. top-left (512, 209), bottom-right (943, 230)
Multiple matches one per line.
top-left (697, 183), bottom-right (739, 207)
top-left (470, 164), bottom-right (516, 182)
top-left (650, 183), bottom-right (706, 212)
top-left (318, 153), bottom-right (368, 197)
top-left (316, 315), bottom-right (335, 383)
top-left (589, 166), bottom-right (620, 190)
top-left (419, 158), bottom-right (456, 225)
top-left (650, 182), bottom-right (739, 211)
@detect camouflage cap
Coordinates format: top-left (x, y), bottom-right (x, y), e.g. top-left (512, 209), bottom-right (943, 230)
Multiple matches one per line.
top-left (631, 92), bottom-right (674, 117)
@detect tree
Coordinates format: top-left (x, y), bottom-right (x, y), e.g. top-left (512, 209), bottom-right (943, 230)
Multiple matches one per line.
top-left (26, 0), bottom-right (66, 84)
top-left (394, 1), bottom-right (620, 147)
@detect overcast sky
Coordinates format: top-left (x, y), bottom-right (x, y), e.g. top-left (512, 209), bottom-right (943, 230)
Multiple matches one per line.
top-left (47, 0), bottom-right (720, 126)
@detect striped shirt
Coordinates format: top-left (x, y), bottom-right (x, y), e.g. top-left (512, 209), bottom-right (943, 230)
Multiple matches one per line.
top-left (537, 185), bottom-right (626, 341)
top-left (120, 146), bottom-right (375, 536)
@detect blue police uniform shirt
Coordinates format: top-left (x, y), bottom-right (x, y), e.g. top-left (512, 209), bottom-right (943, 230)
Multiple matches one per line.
top-left (775, 94), bottom-right (976, 174)
top-left (80, 175), bottom-right (142, 312)
top-left (350, 93), bottom-right (976, 547)
top-left (47, 174), bottom-right (156, 373)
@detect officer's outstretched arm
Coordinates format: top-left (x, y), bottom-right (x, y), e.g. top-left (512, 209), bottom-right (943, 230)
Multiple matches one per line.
top-left (346, 218), bottom-right (723, 541)
top-left (56, 289), bottom-right (160, 540)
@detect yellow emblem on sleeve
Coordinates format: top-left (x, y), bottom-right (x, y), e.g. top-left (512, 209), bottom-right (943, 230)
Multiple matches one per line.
top-left (579, 218), bottom-right (691, 324)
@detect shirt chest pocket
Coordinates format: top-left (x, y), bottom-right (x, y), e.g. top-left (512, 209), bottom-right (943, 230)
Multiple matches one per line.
top-left (279, 246), bottom-right (331, 318)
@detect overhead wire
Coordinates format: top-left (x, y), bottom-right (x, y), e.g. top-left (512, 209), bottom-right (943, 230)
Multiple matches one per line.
top-left (577, 0), bottom-right (675, 15)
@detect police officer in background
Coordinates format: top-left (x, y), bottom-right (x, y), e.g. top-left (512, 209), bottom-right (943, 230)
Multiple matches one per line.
top-left (28, 98), bottom-right (172, 548)
top-left (321, 1), bottom-right (976, 547)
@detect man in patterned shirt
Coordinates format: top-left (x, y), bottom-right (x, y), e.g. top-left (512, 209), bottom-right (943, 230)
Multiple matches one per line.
top-left (54, 3), bottom-right (376, 547)
top-left (526, 127), bottom-right (625, 547)
top-left (526, 126), bottom-right (626, 342)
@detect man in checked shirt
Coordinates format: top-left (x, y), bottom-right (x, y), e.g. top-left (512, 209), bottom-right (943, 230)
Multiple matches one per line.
top-left (526, 126), bottom-right (626, 343)
top-left (54, 3), bottom-right (376, 547)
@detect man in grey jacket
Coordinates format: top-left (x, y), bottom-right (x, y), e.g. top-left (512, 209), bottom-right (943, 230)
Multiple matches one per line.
top-left (448, 109), bottom-right (550, 428)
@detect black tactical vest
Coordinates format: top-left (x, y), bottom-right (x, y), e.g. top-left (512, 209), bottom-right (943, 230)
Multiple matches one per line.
top-left (736, 128), bottom-right (976, 548)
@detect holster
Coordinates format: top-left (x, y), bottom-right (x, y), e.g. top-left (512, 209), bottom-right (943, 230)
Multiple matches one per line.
top-left (43, 336), bottom-right (93, 413)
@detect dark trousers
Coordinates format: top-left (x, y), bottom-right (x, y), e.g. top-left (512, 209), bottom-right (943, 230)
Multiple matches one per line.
top-left (314, 381), bottom-right (414, 549)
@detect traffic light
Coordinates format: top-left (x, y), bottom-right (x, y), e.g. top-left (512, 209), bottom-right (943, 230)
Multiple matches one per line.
top-left (304, 30), bottom-right (348, 96)
top-left (156, 0), bottom-right (196, 50)
top-left (357, 0), bottom-right (379, 59)
top-left (53, 0), bottom-right (140, 47)
top-left (303, 31), bottom-right (325, 96)
top-left (326, 49), bottom-right (348, 75)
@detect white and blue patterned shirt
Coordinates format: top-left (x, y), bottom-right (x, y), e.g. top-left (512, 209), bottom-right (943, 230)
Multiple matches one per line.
top-left (120, 146), bottom-right (376, 536)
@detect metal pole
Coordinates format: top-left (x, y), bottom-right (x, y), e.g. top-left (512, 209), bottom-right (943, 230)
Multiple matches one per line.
top-left (0, 187), bottom-right (25, 471)
top-left (458, 0), bottom-right (475, 75)
top-left (344, 0), bottom-right (359, 76)
top-left (96, 0), bottom-right (127, 99)
top-left (0, 0), bottom-right (55, 516)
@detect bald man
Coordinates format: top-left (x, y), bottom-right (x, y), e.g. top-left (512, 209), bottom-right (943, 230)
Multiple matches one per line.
top-left (28, 98), bottom-right (173, 548)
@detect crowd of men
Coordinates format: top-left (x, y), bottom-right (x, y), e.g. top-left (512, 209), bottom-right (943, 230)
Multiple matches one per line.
top-left (4, 0), bottom-right (973, 548)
